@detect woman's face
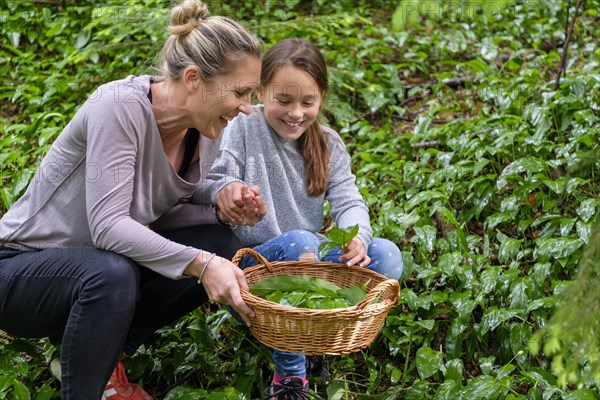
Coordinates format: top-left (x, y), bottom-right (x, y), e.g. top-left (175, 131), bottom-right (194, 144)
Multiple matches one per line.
top-left (191, 57), bottom-right (261, 139)
top-left (259, 65), bottom-right (322, 141)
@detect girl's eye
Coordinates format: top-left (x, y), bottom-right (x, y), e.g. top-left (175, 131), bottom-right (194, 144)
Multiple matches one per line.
top-left (277, 99), bottom-right (290, 105)
top-left (303, 101), bottom-right (314, 106)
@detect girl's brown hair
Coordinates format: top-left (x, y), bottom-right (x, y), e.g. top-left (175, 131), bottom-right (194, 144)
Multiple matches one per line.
top-left (261, 38), bottom-right (330, 196)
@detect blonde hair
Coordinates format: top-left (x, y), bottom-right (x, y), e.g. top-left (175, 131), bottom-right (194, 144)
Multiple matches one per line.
top-left (158, 0), bottom-right (261, 82)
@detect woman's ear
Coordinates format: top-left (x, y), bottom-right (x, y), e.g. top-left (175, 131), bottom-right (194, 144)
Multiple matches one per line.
top-left (182, 66), bottom-right (202, 91)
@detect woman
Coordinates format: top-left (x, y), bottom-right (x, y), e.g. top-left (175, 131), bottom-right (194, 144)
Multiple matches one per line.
top-left (0, 1), bottom-right (262, 399)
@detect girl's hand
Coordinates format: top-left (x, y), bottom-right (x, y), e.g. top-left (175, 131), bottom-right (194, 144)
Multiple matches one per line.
top-left (338, 237), bottom-right (371, 267)
top-left (216, 182), bottom-right (266, 225)
top-left (185, 252), bottom-right (255, 326)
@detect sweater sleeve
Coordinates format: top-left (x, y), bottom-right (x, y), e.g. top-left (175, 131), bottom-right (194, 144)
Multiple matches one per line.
top-left (325, 129), bottom-right (373, 248)
top-left (193, 119), bottom-right (247, 205)
top-left (83, 85), bottom-right (199, 279)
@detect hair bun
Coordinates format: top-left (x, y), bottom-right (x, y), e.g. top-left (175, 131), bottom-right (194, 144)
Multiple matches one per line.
top-left (168, 0), bottom-right (209, 36)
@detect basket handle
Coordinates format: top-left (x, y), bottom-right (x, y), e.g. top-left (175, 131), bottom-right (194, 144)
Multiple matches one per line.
top-left (355, 279), bottom-right (400, 310)
top-left (232, 248), bottom-right (274, 272)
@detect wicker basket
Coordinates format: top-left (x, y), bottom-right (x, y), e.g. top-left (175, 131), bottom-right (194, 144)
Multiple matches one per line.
top-left (233, 248), bottom-right (400, 355)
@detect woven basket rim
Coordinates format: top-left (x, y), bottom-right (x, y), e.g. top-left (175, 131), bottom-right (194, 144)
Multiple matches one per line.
top-left (233, 247), bottom-right (401, 354)
top-left (241, 259), bottom-right (399, 314)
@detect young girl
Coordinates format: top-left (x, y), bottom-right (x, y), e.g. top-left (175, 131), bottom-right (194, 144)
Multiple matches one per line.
top-left (202, 38), bottom-right (403, 399)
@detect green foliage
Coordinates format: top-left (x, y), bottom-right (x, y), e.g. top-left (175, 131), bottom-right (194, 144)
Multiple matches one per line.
top-left (1, 0), bottom-right (599, 398)
top-left (530, 220), bottom-right (600, 388)
top-left (318, 224), bottom-right (359, 258)
top-left (250, 275), bottom-right (367, 308)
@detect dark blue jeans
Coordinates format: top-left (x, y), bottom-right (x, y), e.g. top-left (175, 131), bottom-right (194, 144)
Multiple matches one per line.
top-left (0, 224), bottom-right (240, 400)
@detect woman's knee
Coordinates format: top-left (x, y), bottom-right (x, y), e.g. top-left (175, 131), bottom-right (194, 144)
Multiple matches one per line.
top-left (367, 238), bottom-right (404, 280)
top-left (83, 250), bottom-right (140, 309)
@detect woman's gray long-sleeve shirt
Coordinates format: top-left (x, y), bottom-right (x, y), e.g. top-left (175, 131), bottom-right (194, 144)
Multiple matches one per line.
top-left (195, 104), bottom-right (372, 248)
top-left (0, 75), bottom-right (217, 279)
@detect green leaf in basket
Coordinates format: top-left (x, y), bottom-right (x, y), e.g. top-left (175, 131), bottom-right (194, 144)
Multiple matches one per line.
top-left (253, 276), bottom-right (369, 309)
top-left (338, 282), bottom-right (368, 304)
top-left (249, 275), bottom-right (342, 298)
top-left (304, 296), bottom-right (352, 309)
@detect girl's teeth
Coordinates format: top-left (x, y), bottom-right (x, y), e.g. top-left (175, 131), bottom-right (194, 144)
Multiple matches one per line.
top-left (284, 121), bottom-right (301, 127)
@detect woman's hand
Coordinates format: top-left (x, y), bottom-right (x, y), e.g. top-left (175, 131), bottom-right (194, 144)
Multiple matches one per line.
top-left (216, 182), bottom-right (266, 226)
top-left (338, 237), bottom-right (371, 267)
top-left (185, 252), bottom-right (254, 326)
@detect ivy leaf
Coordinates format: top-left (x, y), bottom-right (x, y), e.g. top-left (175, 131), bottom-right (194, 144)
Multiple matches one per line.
top-left (444, 359), bottom-right (464, 382)
top-left (481, 266), bottom-right (501, 294)
top-left (75, 29), bottom-right (91, 50)
top-left (562, 389), bottom-right (600, 400)
top-left (10, 380), bottom-right (30, 400)
top-left (576, 198), bottom-right (597, 223)
top-left (498, 237), bottom-right (521, 264)
top-left (317, 241), bottom-right (338, 259)
top-left (416, 346), bottom-right (444, 379)
top-left (361, 84), bottom-right (388, 112)
top-left (249, 275), bottom-right (341, 297)
top-left (497, 363), bottom-right (516, 380)
top-left (485, 212), bottom-right (512, 230)
top-left (318, 225), bottom-right (359, 259)
top-left (325, 224), bottom-right (359, 247)
top-left (415, 319), bottom-right (435, 331)
top-left (407, 190), bottom-right (447, 209)
top-left (496, 156), bottom-right (547, 189)
top-left (463, 376), bottom-right (498, 398)
top-left (509, 323), bottom-right (531, 360)
top-left (338, 284), bottom-right (367, 304)
top-left (326, 382), bottom-right (346, 400)
top-left (413, 225), bottom-right (437, 254)
top-left (509, 279), bottom-right (529, 309)
top-left (479, 307), bottom-right (519, 335)
top-left (390, 366), bottom-right (402, 384)
top-left (534, 237), bottom-right (583, 260)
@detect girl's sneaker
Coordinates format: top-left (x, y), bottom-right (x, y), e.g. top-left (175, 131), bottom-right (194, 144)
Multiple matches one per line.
top-left (264, 374), bottom-right (322, 399)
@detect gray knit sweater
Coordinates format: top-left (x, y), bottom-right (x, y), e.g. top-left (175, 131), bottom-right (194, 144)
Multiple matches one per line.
top-left (0, 75), bottom-right (215, 279)
top-left (194, 105), bottom-right (372, 248)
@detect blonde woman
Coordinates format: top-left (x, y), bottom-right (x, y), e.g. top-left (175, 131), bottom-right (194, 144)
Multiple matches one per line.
top-left (0, 1), bottom-right (263, 399)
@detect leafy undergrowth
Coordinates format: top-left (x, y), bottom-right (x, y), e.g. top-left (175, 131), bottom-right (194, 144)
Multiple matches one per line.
top-left (1, 0), bottom-right (599, 399)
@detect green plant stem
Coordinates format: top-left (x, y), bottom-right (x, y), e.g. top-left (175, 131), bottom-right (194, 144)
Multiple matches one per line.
top-left (401, 338), bottom-right (412, 389)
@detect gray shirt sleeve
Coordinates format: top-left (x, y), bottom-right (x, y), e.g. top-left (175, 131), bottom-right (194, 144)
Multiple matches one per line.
top-left (82, 84), bottom-right (199, 278)
top-left (0, 76), bottom-right (201, 279)
top-left (192, 125), bottom-right (246, 205)
top-left (324, 129), bottom-right (373, 248)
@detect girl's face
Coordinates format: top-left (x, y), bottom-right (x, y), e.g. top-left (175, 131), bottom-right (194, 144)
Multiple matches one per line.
top-left (190, 57), bottom-right (261, 139)
top-left (259, 65), bottom-right (322, 141)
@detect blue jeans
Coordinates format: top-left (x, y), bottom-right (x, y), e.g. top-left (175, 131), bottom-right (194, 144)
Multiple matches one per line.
top-left (0, 224), bottom-right (240, 400)
top-left (239, 229), bottom-right (403, 378)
